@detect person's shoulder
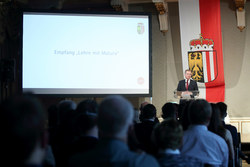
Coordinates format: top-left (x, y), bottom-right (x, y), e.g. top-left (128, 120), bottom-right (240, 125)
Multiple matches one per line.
top-left (190, 79), bottom-right (197, 83)
top-left (157, 153), bottom-right (203, 167)
top-left (178, 79), bottom-right (185, 84)
top-left (132, 152), bottom-right (160, 167)
top-left (182, 155), bottom-right (204, 167)
top-left (206, 130), bottom-right (228, 146)
top-left (225, 124), bottom-right (237, 131)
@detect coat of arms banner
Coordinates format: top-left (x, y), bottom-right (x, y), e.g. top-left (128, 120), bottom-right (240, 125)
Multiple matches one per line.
top-left (179, 0), bottom-right (225, 102)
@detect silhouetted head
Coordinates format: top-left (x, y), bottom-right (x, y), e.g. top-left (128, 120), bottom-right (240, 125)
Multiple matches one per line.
top-left (139, 101), bottom-right (149, 112)
top-left (57, 100), bottom-right (76, 124)
top-left (188, 99), bottom-right (212, 125)
top-left (208, 103), bottom-right (223, 135)
top-left (74, 99), bottom-right (99, 135)
top-left (153, 118), bottom-right (183, 150)
top-left (98, 95), bottom-right (134, 139)
top-left (161, 102), bottom-right (178, 120)
top-left (139, 104), bottom-right (156, 121)
top-left (217, 102), bottom-right (227, 119)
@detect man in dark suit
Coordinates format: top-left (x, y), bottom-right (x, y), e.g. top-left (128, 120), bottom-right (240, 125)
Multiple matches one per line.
top-left (135, 104), bottom-right (158, 155)
top-left (177, 69), bottom-right (198, 100)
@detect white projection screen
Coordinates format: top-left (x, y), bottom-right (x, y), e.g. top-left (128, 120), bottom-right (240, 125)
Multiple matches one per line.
top-left (22, 11), bottom-right (152, 97)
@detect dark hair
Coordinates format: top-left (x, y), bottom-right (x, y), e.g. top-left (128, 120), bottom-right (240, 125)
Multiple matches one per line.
top-left (179, 100), bottom-right (194, 130)
top-left (208, 103), bottom-right (226, 138)
top-left (76, 99), bottom-right (98, 115)
top-left (217, 102), bottom-right (227, 118)
top-left (140, 104), bottom-right (156, 120)
top-left (74, 99), bottom-right (99, 135)
top-left (58, 100), bottom-right (76, 125)
top-left (188, 99), bottom-right (212, 125)
top-left (161, 102), bottom-right (177, 120)
top-left (0, 95), bottom-right (46, 165)
top-left (153, 119), bottom-right (183, 150)
top-left (139, 101), bottom-right (149, 112)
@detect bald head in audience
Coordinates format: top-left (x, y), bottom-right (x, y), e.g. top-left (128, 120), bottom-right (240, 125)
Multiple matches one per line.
top-left (98, 95), bottom-right (134, 140)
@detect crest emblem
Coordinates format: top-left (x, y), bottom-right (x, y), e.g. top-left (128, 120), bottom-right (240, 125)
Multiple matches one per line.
top-left (188, 35), bottom-right (218, 83)
top-left (137, 23), bottom-right (144, 34)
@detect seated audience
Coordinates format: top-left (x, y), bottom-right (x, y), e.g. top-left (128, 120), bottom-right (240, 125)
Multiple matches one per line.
top-left (217, 102), bottom-right (250, 165)
top-left (217, 102), bottom-right (238, 147)
top-left (139, 101), bottom-right (159, 123)
top-left (68, 99), bottom-right (99, 157)
top-left (208, 103), bottom-right (234, 167)
top-left (57, 99), bottom-right (77, 126)
top-left (135, 103), bottom-right (159, 155)
top-left (52, 99), bottom-right (77, 167)
top-left (68, 95), bottom-right (160, 167)
top-left (180, 99), bottom-right (229, 166)
top-left (179, 100), bottom-right (193, 131)
top-left (0, 95), bottom-right (48, 166)
top-left (161, 102), bottom-right (178, 120)
top-left (127, 108), bottom-right (142, 152)
top-left (153, 118), bottom-right (203, 167)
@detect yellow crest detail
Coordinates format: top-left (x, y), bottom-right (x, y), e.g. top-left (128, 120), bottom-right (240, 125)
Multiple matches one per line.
top-left (188, 52), bottom-right (204, 82)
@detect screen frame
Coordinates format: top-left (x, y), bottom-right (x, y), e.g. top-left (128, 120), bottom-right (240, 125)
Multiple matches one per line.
top-left (21, 10), bottom-right (152, 98)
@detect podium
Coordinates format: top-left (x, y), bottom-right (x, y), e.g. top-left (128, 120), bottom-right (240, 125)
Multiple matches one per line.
top-left (174, 89), bottom-right (199, 100)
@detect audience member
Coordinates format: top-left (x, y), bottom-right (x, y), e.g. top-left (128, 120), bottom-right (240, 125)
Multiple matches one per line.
top-left (139, 101), bottom-right (159, 123)
top-left (68, 99), bottom-right (99, 157)
top-left (153, 119), bottom-right (203, 167)
top-left (127, 108), bottom-right (142, 152)
top-left (57, 100), bottom-right (77, 125)
top-left (161, 102), bottom-right (178, 120)
top-left (47, 104), bottom-right (59, 150)
top-left (139, 101), bottom-right (149, 112)
top-left (0, 95), bottom-right (48, 166)
top-left (179, 100), bottom-right (193, 131)
top-left (68, 95), bottom-right (160, 167)
top-left (135, 103), bottom-right (159, 155)
top-left (217, 102), bottom-right (238, 147)
top-left (43, 145), bottom-right (56, 167)
top-left (52, 99), bottom-right (77, 167)
top-left (180, 99), bottom-right (229, 166)
top-left (208, 103), bottom-right (234, 166)
top-left (217, 102), bottom-right (250, 165)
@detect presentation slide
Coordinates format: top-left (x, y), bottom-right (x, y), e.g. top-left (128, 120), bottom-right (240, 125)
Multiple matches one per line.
top-left (22, 12), bottom-right (151, 95)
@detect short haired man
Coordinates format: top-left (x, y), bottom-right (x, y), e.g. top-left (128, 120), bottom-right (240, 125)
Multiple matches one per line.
top-left (153, 119), bottom-right (203, 167)
top-left (161, 102), bottom-right (178, 120)
top-left (181, 99), bottom-right (228, 166)
top-left (135, 104), bottom-right (158, 155)
top-left (177, 69), bottom-right (198, 102)
top-left (68, 95), bottom-right (160, 167)
top-left (217, 102), bottom-right (239, 147)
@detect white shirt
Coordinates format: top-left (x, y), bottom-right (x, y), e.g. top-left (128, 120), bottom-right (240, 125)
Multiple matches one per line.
top-left (185, 79), bottom-right (191, 86)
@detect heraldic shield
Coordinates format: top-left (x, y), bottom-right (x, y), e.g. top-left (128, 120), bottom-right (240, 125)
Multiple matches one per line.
top-left (137, 23), bottom-right (144, 34)
top-left (188, 50), bottom-right (218, 83)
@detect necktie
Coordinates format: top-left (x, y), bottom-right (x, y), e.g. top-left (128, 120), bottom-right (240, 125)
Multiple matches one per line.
top-left (186, 80), bottom-right (189, 90)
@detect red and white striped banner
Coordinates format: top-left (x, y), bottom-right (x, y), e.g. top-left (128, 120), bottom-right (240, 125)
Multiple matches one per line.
top-left (179, 0), bottom-right (225, 102)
